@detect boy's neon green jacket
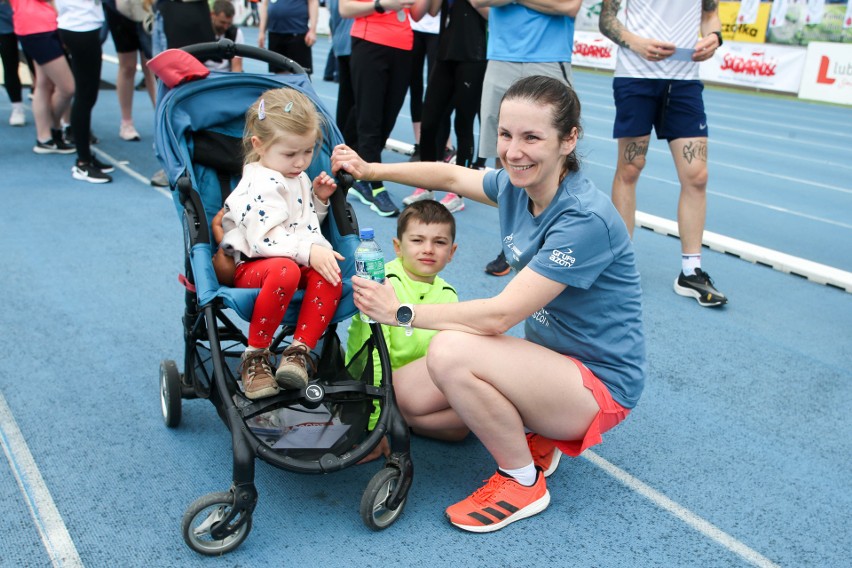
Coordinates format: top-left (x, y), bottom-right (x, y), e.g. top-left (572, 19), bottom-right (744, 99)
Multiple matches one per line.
top-left (345, 257), bottom-right (458, 428)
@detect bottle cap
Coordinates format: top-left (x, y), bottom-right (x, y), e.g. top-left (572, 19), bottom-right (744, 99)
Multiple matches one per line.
top-left (359, 228), bottom-right (375, 239)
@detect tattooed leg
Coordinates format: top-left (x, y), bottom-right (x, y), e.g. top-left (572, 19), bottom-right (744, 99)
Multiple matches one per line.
top-left (612, 135), bottom-right (651, 236)
top-left (670, 137), bottom-right (709, 254)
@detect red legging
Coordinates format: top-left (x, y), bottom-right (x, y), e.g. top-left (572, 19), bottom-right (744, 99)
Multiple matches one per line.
top-left (234, 257), bottom-right (342, 349)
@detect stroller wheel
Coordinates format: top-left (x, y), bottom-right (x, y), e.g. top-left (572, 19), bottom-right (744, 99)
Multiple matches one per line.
top-left (182, 492), bottom-right (252, 556)
top-left (159, 360), bottom-right (182, 428)
top-left (360, 467), bottom-right (407, 530)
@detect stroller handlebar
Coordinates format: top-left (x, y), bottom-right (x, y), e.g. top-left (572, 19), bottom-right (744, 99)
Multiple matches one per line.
top-left (183, 39), bottom-right (307, 75)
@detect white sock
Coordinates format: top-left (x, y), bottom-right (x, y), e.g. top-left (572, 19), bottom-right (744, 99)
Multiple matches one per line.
top-left (682, 254), bottom-right (701, 276)
top-left (499, 462), bottom-right (537, 487)
top-left (11, 102), bottom-right (23, 111)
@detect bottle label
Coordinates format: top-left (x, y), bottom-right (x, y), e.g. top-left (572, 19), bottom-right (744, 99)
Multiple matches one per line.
top-left (355, 257), bottom-right (385, 282)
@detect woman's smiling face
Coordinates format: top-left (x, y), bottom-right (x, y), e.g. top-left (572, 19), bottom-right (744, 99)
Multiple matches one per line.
top-left (496, 99), bottom-right (576, 195)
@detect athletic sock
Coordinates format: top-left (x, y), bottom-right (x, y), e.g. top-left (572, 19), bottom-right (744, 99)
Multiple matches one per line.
top-left (682, 254), bottom-right (701, 277)
top-left (499, 462), bottom-right (537, 487)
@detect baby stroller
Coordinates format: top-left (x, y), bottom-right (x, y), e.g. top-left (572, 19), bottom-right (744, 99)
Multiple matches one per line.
top-left (152, 40), bottom-right (413, 555)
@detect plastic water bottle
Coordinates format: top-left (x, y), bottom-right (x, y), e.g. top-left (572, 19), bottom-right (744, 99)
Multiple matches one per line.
top-left (354, 228), bottom-right (385, 322)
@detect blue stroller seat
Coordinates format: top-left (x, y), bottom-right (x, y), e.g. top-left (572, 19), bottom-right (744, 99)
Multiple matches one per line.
top-left (152, 41), bottom-right (413, 555)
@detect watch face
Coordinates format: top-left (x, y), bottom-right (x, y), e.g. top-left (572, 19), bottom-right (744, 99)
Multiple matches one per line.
top-left (397, 305), bottom-right (414, 325)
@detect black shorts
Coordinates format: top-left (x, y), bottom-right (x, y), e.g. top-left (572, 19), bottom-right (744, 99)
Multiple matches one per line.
top-left (268, 33), bottom-right (313, 74)
top-left (18, 30), bottom-right (65, 65)
top-left (104, 4), bottom-right (152, 58)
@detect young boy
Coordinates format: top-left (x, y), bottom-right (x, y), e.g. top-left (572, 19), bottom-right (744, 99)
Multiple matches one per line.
top-left (345, 200), bottom-right (464, 455)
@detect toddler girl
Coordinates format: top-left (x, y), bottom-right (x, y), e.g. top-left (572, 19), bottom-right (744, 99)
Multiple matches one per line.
top-left (216, 88), bottom-right (343, 399)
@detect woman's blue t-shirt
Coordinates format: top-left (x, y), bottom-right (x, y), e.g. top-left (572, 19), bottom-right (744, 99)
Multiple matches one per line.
top-left (483, 169), bottom-right (646, 408)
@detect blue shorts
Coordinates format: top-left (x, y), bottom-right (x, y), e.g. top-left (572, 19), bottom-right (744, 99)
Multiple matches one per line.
top-left (18, 31), bottom-right (65, 65)
top-left (612, 78), bottom-right (708, 141)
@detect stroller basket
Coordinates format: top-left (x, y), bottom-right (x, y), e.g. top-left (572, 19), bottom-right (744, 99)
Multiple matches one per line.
top-left (153, 40), bottom-right (413, 555)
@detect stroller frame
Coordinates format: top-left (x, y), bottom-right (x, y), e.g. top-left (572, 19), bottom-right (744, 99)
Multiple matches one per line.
top-left (154, 41), bottom-right (413, 555)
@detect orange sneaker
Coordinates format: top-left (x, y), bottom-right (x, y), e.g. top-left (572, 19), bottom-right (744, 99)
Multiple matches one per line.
top-left (445, 470), bottom-right (550, 533)
top-left (527, 433), bottom-right (562, 478)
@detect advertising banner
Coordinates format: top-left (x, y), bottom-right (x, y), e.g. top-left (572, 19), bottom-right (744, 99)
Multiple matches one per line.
top-left (720, 1), bottom-right (772, 43)
top-left (573, 30), bottom-right (619, 70)
top-left (700, 42), bottom-right (807, 92)
top-left (767, 0), bottom-right (852, 44)
top-left (798, 41), bottom-right (852, 103)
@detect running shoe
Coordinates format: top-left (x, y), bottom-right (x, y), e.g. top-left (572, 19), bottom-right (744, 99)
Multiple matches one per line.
top-left (445, 470), bottom-right (550, 533)
top-left (527, 433), bottom-right (562, 478)
top-left (485, 251), bottom-right (511, 276)
top-left (119, 122), bottom-right (141, 141)
top-left (674, 268), bottom-right (728, 307)
top-left (440, 193), bottom-right (464, 213)
top-left (33, 139), bottom-right (75, 155)
top-left (402, 188), bottom-right (434, 205)
top-left (72, 162), bottom-right (112, 184)
top-left (92, 156), bottom-right (115, 174)
top-left (349, 180), bottom-right (374, 206)
top-left (9, 106), bottom-right (25, 126)
top-left (370, 190), bottom-right (400, 217)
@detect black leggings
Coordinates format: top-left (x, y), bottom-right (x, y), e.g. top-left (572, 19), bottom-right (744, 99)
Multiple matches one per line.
top-left (0, 32), bottom-right (23, 103)
top-left (420, 58), bottom-right (487, 167)
top-left (58, 28), bottom-right (102, 163)
top-left (409, 30), bottom-right (438, 123)
top-left (349, 38), bottom-right (412, 188)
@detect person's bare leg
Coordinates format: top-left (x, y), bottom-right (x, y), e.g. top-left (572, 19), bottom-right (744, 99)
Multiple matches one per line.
top-left (612, 135), bottom-right (650, 237)
top-left (116, 51), bottom-right (137, 124)
top-left (669, 137), bottom-right (709, 255)
top-left (427, 332), bottom-right (599, 471)
top-left (140, 53), bottom-right (156, 106)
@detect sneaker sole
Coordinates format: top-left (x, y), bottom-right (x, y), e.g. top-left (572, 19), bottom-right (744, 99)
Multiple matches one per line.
top-left (72, 169), bottom-right (111, 183)
top-left (448, 490), bottom-right (551, 533)
top-left (441, 202), bottom-right (464, 213)
top-left (673, 278), bottom-right (728, 307)
top-left (349, 189), bottom-right (373, 206)
top-left (485, 267), bottom-right (511, 276)
top-left (33, 146), bottom-right (75, 155)
top-left (402, 194), bottom-right (434, 206)
top-left (541, 449), bottom-right (562, 478)
top-left (275, 369), bottom-right (308, 390)
top-left (244, 385), bottom-right (280, 400)
top-left (370, 204), bottom-right (400, 217)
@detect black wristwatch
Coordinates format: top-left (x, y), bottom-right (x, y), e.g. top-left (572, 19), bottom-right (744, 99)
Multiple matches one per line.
top-left (711, 30), bottom-right (723, 47)
top-left (395, 304), bottom-right (415, 336)
top-left (374, 0), bottom-right (385, 13)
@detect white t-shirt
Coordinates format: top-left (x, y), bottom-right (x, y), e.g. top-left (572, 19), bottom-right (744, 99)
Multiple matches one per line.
top-left (56, 0), bottom-right (105, 32)
top-left (614, 0), bottom-right (702, 80)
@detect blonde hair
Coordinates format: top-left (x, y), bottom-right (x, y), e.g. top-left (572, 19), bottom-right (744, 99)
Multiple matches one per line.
top-left (242, 88), bottom-right (324, 164)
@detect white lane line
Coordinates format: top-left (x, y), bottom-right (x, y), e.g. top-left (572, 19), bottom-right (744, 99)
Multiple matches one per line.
top-left (584, 451), bottom-right (781, 568)
top-left (0, 392), bottom-right (84, 568)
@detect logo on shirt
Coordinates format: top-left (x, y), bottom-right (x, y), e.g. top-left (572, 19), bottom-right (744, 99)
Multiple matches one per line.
top-left (549, 248), bottom-right (575, 268)
top-left (503, 234), bottom-right (521, 262)
top-left (531, 308), bottom-right (550, 327)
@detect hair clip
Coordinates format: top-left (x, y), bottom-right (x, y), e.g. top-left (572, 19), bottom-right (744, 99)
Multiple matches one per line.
top-left (258, 99), bottom-right (266, 120)
top-left (284, 101), bottom-right (293, 113)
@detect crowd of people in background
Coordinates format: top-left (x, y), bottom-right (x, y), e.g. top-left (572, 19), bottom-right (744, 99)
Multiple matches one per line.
top-left (0, 0), bottom-right (727, 298)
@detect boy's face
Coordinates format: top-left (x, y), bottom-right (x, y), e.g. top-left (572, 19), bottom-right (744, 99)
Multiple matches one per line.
top-left (393, 220), bottom-right (457, 284)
